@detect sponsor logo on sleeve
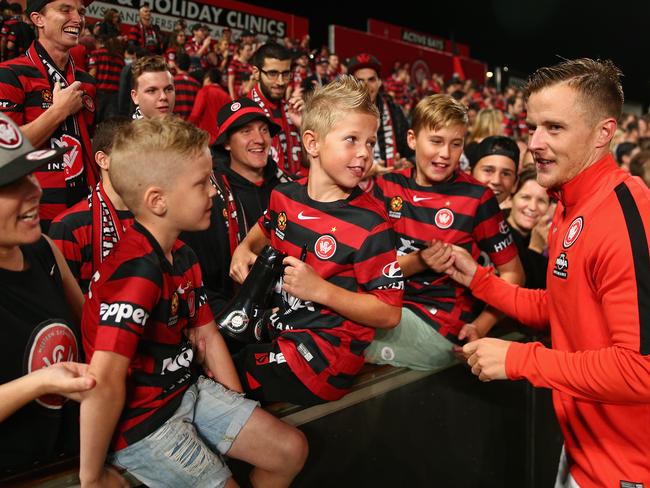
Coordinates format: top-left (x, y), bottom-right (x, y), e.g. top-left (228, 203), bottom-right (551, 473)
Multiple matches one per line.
top-left (100, 302), bottom-right (150, 327)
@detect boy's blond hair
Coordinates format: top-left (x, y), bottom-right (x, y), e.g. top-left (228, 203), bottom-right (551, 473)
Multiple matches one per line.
top-left (110, 116), bottom-right (209, 211)
top-left (301, 75), bottom-right (379, 139)
top-left (411, 94), bottom-right (468, 135)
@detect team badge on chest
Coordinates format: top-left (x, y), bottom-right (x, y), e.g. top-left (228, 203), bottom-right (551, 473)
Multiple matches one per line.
top-left (434, 208), bottom-right (454, 229)
top-left (314, 234), bottom-right (337, 260)
top-left (563, 216), bottom-right (583, 249)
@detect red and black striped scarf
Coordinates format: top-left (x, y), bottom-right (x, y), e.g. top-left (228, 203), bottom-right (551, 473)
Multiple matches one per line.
top-left (28, 42), bottom-right (99, 190)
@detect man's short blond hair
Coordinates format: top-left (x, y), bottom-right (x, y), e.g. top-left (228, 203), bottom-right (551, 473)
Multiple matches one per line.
top-left (525, 58), bottom-right (624, 123)
top-left (301, 75), bottom-right (379, 139)
top-left (411, 94), bottom-right (469, 135)
top-left (131, 55), bottom-right (170, 89)
top-left (110, 116), bottom-right (209, 212)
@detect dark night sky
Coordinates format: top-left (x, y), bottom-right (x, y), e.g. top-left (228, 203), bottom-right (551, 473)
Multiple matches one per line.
top-left (245, 0), bottom-right (649, 109)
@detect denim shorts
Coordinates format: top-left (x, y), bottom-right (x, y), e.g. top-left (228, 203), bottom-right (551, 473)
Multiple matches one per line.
top-left (110, 376), bottom-right (258, 488)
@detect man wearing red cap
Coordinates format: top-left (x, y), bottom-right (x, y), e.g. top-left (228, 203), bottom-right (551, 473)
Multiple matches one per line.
top-left (182, 97), bottom-right (286, 320)
top-left (348, 53), bottom-right (413, 169)
top-left (0, 0), bottom-right (98, 232)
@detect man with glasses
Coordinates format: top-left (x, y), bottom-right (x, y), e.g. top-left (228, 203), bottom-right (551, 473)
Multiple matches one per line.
top-left (249, 43), bottom-right (304, 177)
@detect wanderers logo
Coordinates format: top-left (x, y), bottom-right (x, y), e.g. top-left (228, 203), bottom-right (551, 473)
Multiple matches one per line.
top-left (277, 211), bottom-right (287, 231)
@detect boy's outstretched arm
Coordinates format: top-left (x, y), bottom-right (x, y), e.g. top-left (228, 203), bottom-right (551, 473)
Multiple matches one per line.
top-left (186, 323), bottom-right (243, 393)
top-left (230, 223), bottom-right (270, 283)
top-left (282, 256), bottom-right (401, 329)
top-left (79, 351), bottom-right (130, 487)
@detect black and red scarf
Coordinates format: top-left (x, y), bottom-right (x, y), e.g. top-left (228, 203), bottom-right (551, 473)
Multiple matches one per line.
top-left (89, 182), bottom-right (128, 273)
top-left (376, 95), bottom-right (397, 167)
top-left (210, 171), bottom-right (242, 254)
top-left (250, 85), bottom-right (303, 177)
top-left (27, 42), bottom-right (98, 191)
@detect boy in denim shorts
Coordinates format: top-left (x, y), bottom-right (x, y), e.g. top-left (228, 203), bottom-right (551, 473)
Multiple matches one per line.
top-left (79, 116), bottom-right (307, 487)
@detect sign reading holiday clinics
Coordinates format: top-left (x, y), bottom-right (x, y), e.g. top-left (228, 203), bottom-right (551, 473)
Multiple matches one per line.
top-left (86, 0), bottom-right (308, 39)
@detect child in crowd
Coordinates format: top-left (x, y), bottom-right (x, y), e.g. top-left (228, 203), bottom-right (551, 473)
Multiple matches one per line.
top-left (230, 76), bottom-right (404, 405)
top-left (365, 95), bottom-right (523, 370)
top-left (79, 116), bottom-right (307, 487)
top-left (49, 118), bottom-right (134, 293)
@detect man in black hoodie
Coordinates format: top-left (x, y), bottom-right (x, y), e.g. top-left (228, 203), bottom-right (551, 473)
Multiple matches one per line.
top-left (181, 98), bottom-right (285, 321)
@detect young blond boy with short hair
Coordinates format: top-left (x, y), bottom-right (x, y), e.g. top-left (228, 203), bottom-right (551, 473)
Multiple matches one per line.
top-left (365, 94), bottom-right (523, 371)
top-left (229, 76), bottom-right (404, 405)
top-left (79, 116), bottom-right (307, 488)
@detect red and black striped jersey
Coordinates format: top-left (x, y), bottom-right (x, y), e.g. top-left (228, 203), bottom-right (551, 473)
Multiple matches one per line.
top-left (260, 180), bottom-right (404, 401)
top-left (127, 22), bottom-right (163, 54)
top-left (1, 18), bottom-right (33, 61)
top-left (172, 73), bottom-right (200, 120)
top-left (87, 47), bottom-right (124, 92)
top-left (227, 58), bottom-right (252, 97)
top-left (49, 196), bottom-right (134, 294)
top-left (82, 222), bottom-right (213, 450)
top-left (374, 168), bottom-right (518, 339)
top-left (0, 43), bottom-right (96, 226)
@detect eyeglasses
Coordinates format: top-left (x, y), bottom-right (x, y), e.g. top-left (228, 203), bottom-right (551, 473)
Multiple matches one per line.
top-left (259, 69), bottom-right (292, 81)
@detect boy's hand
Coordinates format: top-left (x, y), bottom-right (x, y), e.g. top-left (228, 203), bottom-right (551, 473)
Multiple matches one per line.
top-left (445, 245), bottom-right (478, 287)
top-left (184, 331), bottom-right (214, 378)
top-left (452, 323), bottom-right (482, 361)
top-left (81, 466), bottom-right (129, 488)
top-left (230, 245), bottom-right (257, 284)
top-left (282, 256), bottom-right (325, 303)
top-left (420, 239), bottom-right (454, 273)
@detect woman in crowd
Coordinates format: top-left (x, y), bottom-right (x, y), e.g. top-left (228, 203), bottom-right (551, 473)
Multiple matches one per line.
top-left (0, 115), bottom-right (94, 476)
top-left (506, 167), bottom-right (552, 289)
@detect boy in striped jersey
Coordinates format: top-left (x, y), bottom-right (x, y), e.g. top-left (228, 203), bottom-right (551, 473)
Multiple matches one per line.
top-left (365, 94), bottom-right (523, 371)
top-left (80, 116), bottom-right (307, 488)
top-left (230, 76), bottom-right (404, 405)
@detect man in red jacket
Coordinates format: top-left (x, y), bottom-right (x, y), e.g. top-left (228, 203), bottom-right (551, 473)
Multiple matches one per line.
top-left (448, 58), bottom-right (650, 488)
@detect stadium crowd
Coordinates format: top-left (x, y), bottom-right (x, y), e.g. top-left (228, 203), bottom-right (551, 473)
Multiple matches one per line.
top-left (0, 0), bottom-right (649, 487)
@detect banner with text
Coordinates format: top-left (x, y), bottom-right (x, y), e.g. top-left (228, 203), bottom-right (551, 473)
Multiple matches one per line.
top-left (330, 25), bottom-right (485, 84)
top-left (86, 0), bottom-right (308, 39)
top-left (367, 19), bottom-right (470, 57)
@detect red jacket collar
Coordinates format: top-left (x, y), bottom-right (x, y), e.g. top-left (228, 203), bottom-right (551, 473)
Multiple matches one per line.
top-left (557, 153), bottom-right (618, 208)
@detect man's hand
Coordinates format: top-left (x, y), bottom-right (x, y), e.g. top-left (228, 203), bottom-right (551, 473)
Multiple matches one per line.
top-left (81, 466), bottom-right (129, 488)
top-left (282, 255), bottom-right (326, 303)
top-left (229, 244), bottom-right (257, 284)
top-left (52, 81), bottom-right (84, 118)
top-left (445, 245), bottom-right (478, 287)
top-left (420, 239), bottom-right (454, 273)
top-left (462, 338), bottom-right (511, 381)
